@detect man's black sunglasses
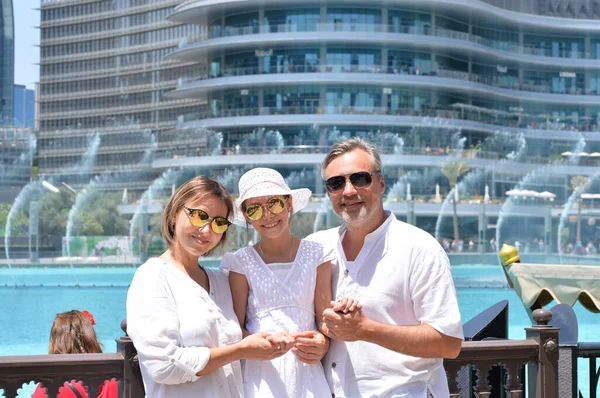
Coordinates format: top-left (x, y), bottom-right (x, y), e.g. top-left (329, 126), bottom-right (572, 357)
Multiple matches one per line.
top-left (325, 171), bottom-right (381, 193)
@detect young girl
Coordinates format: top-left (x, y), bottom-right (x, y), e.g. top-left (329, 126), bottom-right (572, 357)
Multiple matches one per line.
top-left (222, 168), bottom-right (358, 398)
top-left (32, 310), bottom-right (118, 398)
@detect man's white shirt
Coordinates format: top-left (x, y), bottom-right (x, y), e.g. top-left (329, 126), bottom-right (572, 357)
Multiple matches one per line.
top-left (306, 212), bottom-right (464, 398)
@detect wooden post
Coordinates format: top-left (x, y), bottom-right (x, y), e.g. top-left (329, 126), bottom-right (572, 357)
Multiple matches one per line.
top-left (116, 319), bottom-right (145, 398)
top-left (525, 309), bottom-right (559, 398)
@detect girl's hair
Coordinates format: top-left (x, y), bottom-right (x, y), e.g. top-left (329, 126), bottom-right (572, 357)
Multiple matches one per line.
top-left (48, 310), bottom-right (102, 354)
top-left (161, 176), bottom-right (233, 256)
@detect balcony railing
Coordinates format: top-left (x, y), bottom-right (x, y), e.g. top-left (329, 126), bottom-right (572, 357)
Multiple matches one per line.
top-left (179, 63), bottom-right (592, 97)
top-left (39, 80), bottom-right (178, 102)
top-left (182, 22), bottom-right (597, 61)
top-left (179, 105), bottom-right (600, 133)
top-left (39, 59), bottom-right (190, 83)
top-left (38, 121), bottom-right (177, 139)
top-left (41, 39), bottom-right (180, 64)
top-left (40, 98), bottom-right (197, 120)
top-left (40, 21), bottom-right (173, 46)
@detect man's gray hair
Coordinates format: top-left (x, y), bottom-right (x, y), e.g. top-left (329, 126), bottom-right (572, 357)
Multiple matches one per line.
top-left (321, 137), bottom-right (383, 178)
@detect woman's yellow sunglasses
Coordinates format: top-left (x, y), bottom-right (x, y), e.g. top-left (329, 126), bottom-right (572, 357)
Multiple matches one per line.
top-left (183, 206), bottom-right (231, 234)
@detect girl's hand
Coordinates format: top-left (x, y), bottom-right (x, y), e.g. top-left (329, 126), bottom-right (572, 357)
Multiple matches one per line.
top-left (331, 297), bottom-right (361, 313)
top-left (266, 332), bottom-right (295, 355)
top-left (291, 330), bottom-right (329, 364)
top-left (240, 332), bottom-right (281, 360)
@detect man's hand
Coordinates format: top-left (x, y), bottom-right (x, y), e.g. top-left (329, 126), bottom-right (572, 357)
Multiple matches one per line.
top-left (330, 297), bottom-right (361, 314)
top-left (322, 308), bottom-right (372, 342)
top-left (291, 330), bottom-right (330, 364)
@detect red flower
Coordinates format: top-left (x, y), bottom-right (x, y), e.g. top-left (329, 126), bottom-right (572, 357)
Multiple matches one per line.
top-left (82, 310), bottom-right (96, 326)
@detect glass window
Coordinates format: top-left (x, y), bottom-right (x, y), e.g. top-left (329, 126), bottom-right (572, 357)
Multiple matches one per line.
top-left (264, 86), bottom-right (320, 110)
top-left (388, 50), bottom-right (432, 74)
top-left (524, 34), bottom-right (584, 58)
top-left (388, 9), bottom-right (431, 34)
top-left (327, 8), bottom-right (381, 32)
top-left (264, 8), bottom-right (320, 33)
top-left (327, 48), bottom-right (382, 72)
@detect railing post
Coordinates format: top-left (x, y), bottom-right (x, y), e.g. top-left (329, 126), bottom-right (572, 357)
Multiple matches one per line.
top-left (116, 319), bottom-right (145, 398)
top-left (525, 309), bottom-right (560, 398)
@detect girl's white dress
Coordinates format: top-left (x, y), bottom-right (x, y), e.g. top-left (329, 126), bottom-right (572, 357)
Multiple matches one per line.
top-left (221, 239), bottom-right (333, 398)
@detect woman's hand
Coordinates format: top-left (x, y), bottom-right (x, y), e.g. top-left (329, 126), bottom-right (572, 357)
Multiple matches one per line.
top-left (331, 297), bottom-right (361, 314)
top-left (239, 332), bottom-right (283, 360)
top-left (291, 330), bottom-right (330, 364)
top-left (266, 332), bottom-right (296, 355)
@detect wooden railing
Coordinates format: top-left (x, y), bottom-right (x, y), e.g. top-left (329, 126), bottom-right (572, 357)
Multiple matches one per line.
top-left (0, 353), bottom-right (124, 397)
top-left (0, 311), bottom-right (559, 398)
top-left (445, 308), bottom-right (559, 397)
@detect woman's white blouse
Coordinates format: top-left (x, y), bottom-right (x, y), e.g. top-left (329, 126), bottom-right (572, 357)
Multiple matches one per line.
top-left (126, 258), bottom-right (243, 398)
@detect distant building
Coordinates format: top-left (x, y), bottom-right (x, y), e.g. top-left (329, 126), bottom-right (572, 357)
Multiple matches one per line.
top-left (14, 85), bottom-right (35, 128)
top-left (0, 127), bottom-right (34, 203)
top-left (37, 0), bottom-right (204, 191)
top-left (0, 0), bottom-right (14, 125)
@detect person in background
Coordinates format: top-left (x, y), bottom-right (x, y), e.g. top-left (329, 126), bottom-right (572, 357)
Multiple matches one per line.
top-left (32, 310), bottom-right (118, 398)
top-left (307, 137), bottom-right (463, 397)
top-left (126, 176), bottom-right (284, 398)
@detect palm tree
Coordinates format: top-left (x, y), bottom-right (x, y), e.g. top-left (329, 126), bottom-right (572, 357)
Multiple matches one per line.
top-left (441, 161), bottom-right (470, 244)
top-left (570, 175), bottom-right (590, 245)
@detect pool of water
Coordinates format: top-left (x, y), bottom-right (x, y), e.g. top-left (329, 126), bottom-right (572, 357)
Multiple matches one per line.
top-left (0, 265), bottom-right (598, 395)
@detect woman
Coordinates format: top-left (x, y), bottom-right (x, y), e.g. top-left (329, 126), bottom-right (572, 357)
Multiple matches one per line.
top-left (32, 310), bottom-right (117, 398)
top-left (222, 168), bottom-right (359, 398)
top-left (126, 176), bottom-right (284, 398)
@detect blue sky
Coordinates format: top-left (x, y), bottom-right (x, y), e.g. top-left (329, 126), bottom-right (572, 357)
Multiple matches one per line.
top-left (14, 1), bottom-right (40, 89)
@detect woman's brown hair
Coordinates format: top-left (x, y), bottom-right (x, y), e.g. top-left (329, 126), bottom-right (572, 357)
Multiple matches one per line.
top-left (48, 310), bottom-right (102, 354)
top-left (161, 176), bottom-right (233, 256)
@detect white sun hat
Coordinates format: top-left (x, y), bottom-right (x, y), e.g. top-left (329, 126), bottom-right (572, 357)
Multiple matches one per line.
top-left (233, 168), bottom-right (312, 226)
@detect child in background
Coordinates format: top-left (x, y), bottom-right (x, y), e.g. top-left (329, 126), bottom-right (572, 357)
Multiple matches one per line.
top-left (32, 310), bottom-right (118, 398)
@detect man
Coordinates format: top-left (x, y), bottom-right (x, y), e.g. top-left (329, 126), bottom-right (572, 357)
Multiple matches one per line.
top-left (307, 137), bottom-right (463, 397)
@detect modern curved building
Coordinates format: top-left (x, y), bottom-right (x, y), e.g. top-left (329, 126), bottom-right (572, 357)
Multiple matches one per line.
top-left (165, 0), bottom-right (600, 188)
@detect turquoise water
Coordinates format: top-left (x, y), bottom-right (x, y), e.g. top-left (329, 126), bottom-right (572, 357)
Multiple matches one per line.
top-left (0, 265), bottom-right (598, 395)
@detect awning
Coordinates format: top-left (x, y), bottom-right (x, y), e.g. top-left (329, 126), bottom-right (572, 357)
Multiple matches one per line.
top-left (505, 263), bottom-right (600, 313)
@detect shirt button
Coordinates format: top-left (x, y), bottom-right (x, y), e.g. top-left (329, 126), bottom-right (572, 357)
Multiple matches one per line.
top-left (170, 358), bottom-right (175, 363)
top-left (331, 362), bottom-right (337, 368)
top-left (344, 269), bottom-right (349, 276)
top-left (332, 394), bottom-right (335, 398)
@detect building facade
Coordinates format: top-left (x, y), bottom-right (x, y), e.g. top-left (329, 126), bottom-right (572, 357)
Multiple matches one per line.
top-left (163, 0), bottom-right (600, 197)
top-left (0, 0), bottom-right (14, 125)
top-left (0, 127), bottom-right (34, 203)
top-left (37, 0), bottom-right (205, 190)
top-left (14, 85), bottom-right (35, 128)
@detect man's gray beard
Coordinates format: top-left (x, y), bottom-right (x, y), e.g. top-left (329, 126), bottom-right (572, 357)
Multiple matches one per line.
top-left (340, 204), bottom-right (370, 226)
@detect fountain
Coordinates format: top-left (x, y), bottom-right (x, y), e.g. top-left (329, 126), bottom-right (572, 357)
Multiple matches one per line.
top-left (496, 133), bottom-right (587, 260)
top-left (312, 196), bottom-right (333, 233)
top-left (557, 173), bottom-right (599, 262)
top-left (65, 174), bottom-right (104, 261)
top-left (241, 128), bottom-right (285, 153)
top-left (129, 168), bottom-right (180, 256)
top-left (434, 132), bottom-right (528, 243)
top-left (4, 134), bottom-right (102, 262)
